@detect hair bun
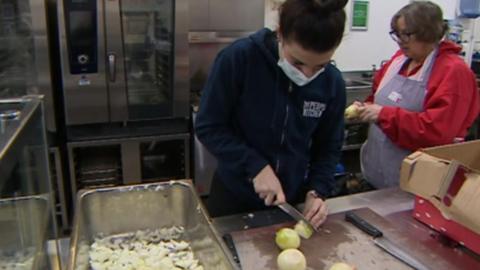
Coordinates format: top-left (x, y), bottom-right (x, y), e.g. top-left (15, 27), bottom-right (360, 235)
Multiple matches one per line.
top-left (313, 0), bottom-right (348, 13)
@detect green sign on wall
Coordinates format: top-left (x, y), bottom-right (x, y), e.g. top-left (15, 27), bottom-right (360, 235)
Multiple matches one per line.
top-left (352, 0), bottom-right (369, 30)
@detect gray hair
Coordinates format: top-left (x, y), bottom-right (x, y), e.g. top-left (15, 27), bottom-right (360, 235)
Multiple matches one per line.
top-left (391, 1), bottom-right (448, 43)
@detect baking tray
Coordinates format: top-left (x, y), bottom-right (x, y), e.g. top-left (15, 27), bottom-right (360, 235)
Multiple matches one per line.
top-left (68, 180), bottom-right (239, 270)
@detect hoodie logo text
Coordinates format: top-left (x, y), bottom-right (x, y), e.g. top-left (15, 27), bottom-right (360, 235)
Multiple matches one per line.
top-left (303, 101), bottom-right (326, 118)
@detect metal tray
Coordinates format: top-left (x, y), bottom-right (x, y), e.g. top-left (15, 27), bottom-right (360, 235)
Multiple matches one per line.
top-left (0, 195), bottom-right (50, 269)
top-left (68, 180), bottom-right (239, 270)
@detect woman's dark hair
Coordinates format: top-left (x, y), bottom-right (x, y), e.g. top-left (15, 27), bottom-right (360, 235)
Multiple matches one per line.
top-left (279, 0), bottom-right (348, 53)
top-left (391, 1), bottom-right (448, 43)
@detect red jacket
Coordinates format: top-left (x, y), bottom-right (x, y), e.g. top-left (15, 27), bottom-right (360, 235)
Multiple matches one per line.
top-left (365, 41), bottom-right (480, 151)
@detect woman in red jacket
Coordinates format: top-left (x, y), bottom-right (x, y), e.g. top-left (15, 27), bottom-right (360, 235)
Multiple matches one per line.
top-left (353, 1), bottom-right (479, 188)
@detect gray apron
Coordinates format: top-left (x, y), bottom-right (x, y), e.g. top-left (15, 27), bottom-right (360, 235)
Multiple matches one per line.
top-left (361, 50), bottom-right (437, 188)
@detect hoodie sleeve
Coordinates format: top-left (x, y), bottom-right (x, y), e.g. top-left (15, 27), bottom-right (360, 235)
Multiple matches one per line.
top-left (195, 48), bottom-right (269, 180)
top-left (306, 75), bottom-right (346, 198)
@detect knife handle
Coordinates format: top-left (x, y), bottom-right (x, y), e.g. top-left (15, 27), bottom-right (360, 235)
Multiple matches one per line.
top-left (345, 211), bottom-right (383, 238)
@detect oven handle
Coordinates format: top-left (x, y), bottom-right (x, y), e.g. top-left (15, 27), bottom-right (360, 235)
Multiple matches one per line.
top-left (108, 53), bottom-right (116, 82)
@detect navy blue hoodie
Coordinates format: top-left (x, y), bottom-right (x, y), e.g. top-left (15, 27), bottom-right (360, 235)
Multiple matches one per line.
top-left (195, 28), bottom-right (345, 209)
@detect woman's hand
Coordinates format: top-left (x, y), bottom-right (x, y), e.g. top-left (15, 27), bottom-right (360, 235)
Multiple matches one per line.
top-left (358, 103), bottom-right (383, 123)
top-left (253, 165), bottom-right (286, 206)
top-left (303, 191), bottom-right (328, 229)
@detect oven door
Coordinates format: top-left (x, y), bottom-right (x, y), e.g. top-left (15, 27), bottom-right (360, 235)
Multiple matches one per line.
top-left (109, 0), bottom-right (189, 122)
top-left (59, 0), bottom-right (189, 125)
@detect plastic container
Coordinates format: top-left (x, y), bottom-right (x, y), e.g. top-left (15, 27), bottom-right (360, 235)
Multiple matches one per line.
top-left (460, 0), bottom-right (480, 18)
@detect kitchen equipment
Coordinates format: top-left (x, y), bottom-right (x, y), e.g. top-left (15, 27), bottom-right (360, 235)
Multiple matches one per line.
top-left (0, 96), bottom-right (59, 269)
top-left (0, 0), bottom-right (55, 132)
top-left (229, 208), bottom-right (477, 269)
top-left (222, 233), bottom-right (242, 268)
top-left (68, 180), bottom-right (239, 270)
top-left (345, 211), bottom-right (430, 270)
top-left (277, 203), bottom-right (317, 233)
top-left (58, 0), bottom-right (189, 129)
top-left (67, 134), bottom-right (190, 196)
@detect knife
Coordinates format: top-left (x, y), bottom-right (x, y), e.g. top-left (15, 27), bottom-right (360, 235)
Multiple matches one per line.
top-left (278, 203), bottom-right (318, 232)
top-left (222, 233), bottom-right (242, 268)
top-left (345, 211), bottom-right (430, 270)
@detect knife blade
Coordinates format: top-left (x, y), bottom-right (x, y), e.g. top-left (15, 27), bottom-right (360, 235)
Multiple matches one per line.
top-left (345, 211), bottom-right (430, 270)
top-left (278, 203), bottom-right (318, 232)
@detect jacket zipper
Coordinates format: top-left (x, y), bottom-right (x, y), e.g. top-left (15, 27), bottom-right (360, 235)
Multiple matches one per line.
top-left (276, 82), bottom-right (292, 174)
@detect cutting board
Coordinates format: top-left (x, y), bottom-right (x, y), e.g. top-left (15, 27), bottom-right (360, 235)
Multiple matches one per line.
top-left (229, 208), bottom-right (456, 270)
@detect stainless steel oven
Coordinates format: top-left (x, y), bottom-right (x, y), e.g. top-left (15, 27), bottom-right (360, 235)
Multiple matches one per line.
top-left (57, 0), bottom-right (189, 127)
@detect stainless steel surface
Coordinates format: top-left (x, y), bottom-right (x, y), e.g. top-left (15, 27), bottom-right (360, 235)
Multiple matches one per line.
top-left (173, 0), bottom-right (190, 118)
top-left (50, 147), bottom-right (69, 232)
top-left (105, 0), bottom-right (128, 123)
top-left (327, 188), bottom-right (414, 216)
top-left (0, 195), bottom-right (50, 269)
top-left (188, 0), bottom-right (263, 96)
top-left (121, 140), bottom-right (141, 185)
top-left (208, 0), bottom-right (264, 31)
top-left (51, 188), bottom-right (480, 269)
top-left (189, 32), bottom-right (249, 96)
top-left (67, 134), bottom-right (190, 197)
top-left (277, 203), bottom-right (317, 232)
top-left (58, 0), bottom-right (109, 125)
top-left (188, 0), bottom-right (263, 31)
top-left (30, 0), bottom-right (55, 132)
top-left (343, 76), bottom-right (372, 105)
top-left (0, 0), bottom-right (55, 131)
top-left (189, 31), bottom-right (255, 43)
top-left (68, 181), bottom-right (239, 270)
top-left (188, 0), bottom-right (209, 31)
top-left (0, 97), bottom-right (39, 162)
top-left (0, 96), bottom-right (59, 269)
top-left (374, 237), bottom-right (429, 270)
top-left (107, 53), bottom-right (116, 82)
top-left (59, 0), bottom-right (190, 125)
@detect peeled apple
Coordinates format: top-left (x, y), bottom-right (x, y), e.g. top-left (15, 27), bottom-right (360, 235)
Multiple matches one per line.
top-left (277, 249), bottom-right (307, 270)
top-left (275, 228), bottom-right (301, 250)
top-left (294, 221), bottom-right (313, 239)
top-left (329, 262), bottom-right (355, 270)
top-left (344, 104), bottom-right (359, 119)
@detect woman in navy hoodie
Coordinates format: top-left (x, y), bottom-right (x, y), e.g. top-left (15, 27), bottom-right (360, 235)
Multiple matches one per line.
top-left (195, 0), bottom-right (348, 229)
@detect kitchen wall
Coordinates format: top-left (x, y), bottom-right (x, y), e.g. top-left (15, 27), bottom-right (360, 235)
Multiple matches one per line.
top-left (269, 0), bottom-right (469, 71)
top-left (333, 0), bottom-right (411, 71)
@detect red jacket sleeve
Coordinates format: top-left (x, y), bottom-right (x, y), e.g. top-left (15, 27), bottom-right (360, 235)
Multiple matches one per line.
top-left (377, 60), bottom-right (480, 151)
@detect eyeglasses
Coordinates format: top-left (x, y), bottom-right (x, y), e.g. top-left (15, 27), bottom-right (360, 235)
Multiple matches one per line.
top-left (389, 30), bottom-right (415, 43)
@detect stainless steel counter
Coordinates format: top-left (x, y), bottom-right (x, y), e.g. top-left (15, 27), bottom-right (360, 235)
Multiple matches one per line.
top-left (49, 188), bottom-right (422, 269)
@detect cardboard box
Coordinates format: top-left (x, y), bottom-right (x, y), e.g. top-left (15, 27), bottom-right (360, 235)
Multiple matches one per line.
top-left (400, 140), bottom-right (480, 253)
